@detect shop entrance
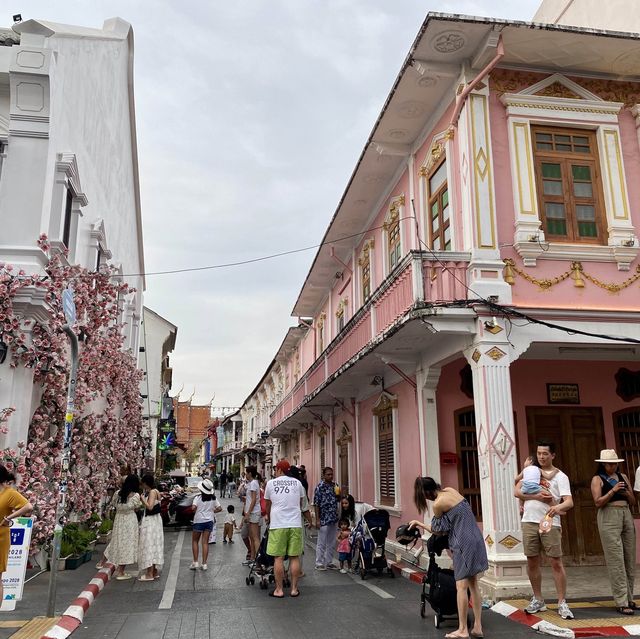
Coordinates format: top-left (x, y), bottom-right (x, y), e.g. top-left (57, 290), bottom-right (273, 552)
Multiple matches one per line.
top-left (526, 407), bottom-right (605, 565)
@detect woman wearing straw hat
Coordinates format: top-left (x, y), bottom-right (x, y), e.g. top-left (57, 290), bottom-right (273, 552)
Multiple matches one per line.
top-left (189, 479), bottom-right (222, 571)
top-left (590, 449), bottom-right (637, 615)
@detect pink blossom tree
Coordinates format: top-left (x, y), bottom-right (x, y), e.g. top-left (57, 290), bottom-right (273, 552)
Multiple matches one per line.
top-left (0, 236), bottom-right (145, 548)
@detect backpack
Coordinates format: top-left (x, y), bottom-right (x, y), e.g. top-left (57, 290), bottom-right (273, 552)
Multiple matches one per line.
top-left (260, 487), bottom-right (267, 517)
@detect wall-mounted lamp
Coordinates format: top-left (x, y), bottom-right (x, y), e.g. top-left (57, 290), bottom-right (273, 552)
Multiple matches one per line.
top-left (0, 340), bottom-right (8, 365)
top-left (370, 375), bottom-right (384, 390)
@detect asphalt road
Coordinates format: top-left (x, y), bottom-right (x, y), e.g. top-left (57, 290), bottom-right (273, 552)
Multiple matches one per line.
top-left (67, 498), bottom-right (528, 639)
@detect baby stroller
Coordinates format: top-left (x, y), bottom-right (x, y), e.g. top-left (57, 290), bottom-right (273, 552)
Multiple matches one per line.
top-left (421, 534), bottom-right (457, 628)
top-left (351, 508), bottom-right (394, 580)
top-left (245, 527), bottom-right (290, 590)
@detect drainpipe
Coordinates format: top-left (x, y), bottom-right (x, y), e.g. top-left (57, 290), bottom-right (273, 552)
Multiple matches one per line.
top-left (449, 35), bottom-right (505, 131)
top-left (330, 247), bottom-right (353, 277)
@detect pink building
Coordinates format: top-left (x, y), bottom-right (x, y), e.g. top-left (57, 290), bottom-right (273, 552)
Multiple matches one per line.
top-left (244, 7), bottom-right (640, 597)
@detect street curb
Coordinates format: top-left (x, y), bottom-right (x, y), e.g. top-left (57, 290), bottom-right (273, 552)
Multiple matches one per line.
top-left (386, 558), bottom-right (425, 585)
top-left (40, 563), bottom-right (115, 639)
top-left (489, 600), bottom-right (639, 638)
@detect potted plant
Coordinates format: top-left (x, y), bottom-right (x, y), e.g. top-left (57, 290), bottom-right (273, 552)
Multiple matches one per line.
top-left (96, 518), bottom-right (113, 544)
top-left (62, 524), bottom-right (89, 570)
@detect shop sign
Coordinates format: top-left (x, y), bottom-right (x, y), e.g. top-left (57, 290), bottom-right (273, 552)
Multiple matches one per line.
top-left (1, 517), bottom-right (33, 611)
top-left (547, 383), bottom-right (580, 405)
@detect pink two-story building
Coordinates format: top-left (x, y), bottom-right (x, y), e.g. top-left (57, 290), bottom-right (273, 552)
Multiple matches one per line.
top-left (244, 4), bottom-right (640, 597)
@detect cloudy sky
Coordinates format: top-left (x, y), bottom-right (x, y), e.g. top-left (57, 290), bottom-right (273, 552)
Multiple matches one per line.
top-left (16, 0), bottom-right (541, 409)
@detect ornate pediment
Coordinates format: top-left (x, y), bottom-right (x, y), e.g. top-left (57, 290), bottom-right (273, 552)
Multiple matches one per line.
top-left (518, 73), bottom-right (602, 101)
top-left (372, 391), bottom-right (398, 416)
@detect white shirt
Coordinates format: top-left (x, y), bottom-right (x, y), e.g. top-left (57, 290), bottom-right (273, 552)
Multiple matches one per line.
top-left (224, 513), bottom-right (236, 526)
top-left (264, 476), bottom-right (303, 529)
top-left (521, 469), bottom-right (571, 528)
top-left (193, 495), bottom-right (220, 524)
top-left (244, 479), bottom-right (261, 515)
top-left (634, 467), bottom-right (640, 492)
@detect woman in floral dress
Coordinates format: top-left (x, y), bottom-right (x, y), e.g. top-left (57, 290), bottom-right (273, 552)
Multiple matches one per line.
top-left (105, 474), bottom-right (141, 580)
top-left (138, 474), bottom-right (164, 581)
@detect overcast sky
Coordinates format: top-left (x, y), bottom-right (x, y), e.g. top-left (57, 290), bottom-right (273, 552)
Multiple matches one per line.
top-left (14, 0), bottom-right (541, 409)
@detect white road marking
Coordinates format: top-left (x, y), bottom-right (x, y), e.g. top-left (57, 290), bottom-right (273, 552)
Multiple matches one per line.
top-left (158, 530), bottom-right (185, 610)
top-left (350, 573), bottom-right (395, 599)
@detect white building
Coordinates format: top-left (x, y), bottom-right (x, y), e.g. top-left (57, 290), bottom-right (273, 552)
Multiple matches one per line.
top-left (139, 307), bottom-right (177, 470)
top-left (0, 17), bottom-right (145, 447)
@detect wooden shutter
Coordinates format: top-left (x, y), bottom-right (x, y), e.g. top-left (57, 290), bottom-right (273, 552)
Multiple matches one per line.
top-left (378, 409), bottom-right (395, 506)
top-left (614, 408), bottom-right (640, 517)
top-left (455, 407), bottom-right (482, 520)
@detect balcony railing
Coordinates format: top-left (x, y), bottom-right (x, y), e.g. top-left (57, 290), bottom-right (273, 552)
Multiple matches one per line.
top-left (270, 251), bottom-right (470, 429)
top-left (222, 440), bottom-right (243, 452)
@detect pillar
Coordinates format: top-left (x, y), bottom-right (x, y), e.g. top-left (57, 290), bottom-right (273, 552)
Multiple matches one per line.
top-left (466, 320), bottom-right (529, 599)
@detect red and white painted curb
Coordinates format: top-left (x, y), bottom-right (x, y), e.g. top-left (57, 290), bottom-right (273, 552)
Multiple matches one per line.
top-left (491, 600), bottom-right (640, 638)
top-left (387, 558), bottom-right (425, 585)
top-left (40, 563), bottom-right (115, 639)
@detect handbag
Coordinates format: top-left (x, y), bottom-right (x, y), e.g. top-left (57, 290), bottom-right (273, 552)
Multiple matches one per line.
top-left (146, 503), bottom-right (161, 516)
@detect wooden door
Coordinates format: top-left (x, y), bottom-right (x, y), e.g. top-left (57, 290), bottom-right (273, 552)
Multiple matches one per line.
top-left (339, 440), bottom-right (350, 496)
top-left (526, 407), bottom-right (605, 565)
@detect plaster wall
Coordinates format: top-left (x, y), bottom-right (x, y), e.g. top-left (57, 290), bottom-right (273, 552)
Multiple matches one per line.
top-left (534, 0), bottom-right (640, 32)
top-left (487, 72), bottom-right (640, 310)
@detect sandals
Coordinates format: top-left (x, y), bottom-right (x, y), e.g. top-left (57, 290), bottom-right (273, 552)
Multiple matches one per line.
top-left (629, 601), bottom-right (638, 610)
top-left (617, 606), bottom-right (634, 615)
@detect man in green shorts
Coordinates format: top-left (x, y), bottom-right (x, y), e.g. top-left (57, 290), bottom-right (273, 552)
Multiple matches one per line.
top-left (264, 459), bottom-right (304, 598)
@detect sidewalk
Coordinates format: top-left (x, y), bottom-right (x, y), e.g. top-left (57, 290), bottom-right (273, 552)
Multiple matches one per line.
top-left (0, 548), bottom-right (106, 639)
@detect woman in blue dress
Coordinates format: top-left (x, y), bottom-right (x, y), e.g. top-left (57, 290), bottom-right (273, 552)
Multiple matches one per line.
top-left (409, 477), bottom-right (488, 639)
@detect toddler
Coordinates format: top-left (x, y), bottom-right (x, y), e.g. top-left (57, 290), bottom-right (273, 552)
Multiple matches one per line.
top-left (223, 504), bottom-right (237, 543)
top-left (336, 517), bottom-right (352, 574)
top-left (521, 456), bottom-right (550, 495)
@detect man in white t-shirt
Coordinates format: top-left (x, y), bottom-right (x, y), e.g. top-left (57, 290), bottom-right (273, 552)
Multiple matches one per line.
top-left (241, 465), bottom-right (262, 565)
top-left (264, 459), bottom-right (304, 598)
top-left (515, 440), bottom-right (574, 620)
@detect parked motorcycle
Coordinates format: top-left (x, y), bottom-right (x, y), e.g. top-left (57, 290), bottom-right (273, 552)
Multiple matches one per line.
top-left (161, 489), bottom-right (196, 527)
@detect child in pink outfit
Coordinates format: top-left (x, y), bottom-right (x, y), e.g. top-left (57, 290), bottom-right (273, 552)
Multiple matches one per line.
top-left (337, 517), bottom-right (352, 574)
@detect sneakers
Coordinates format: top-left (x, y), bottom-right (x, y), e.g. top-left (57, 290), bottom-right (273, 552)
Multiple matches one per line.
top-left (201, 564), bottom-right (208, 571)
top-left (242, 559), bottom-right (254, 566)
top-left (558, 600), bottom-right (574, 620)
top-left (314, 564), bottom-right (326, 571)
top-left (326, 563), bottom-right (337, 570)
top-left (223, 540), bottom-right (227, 544)
top-left (189, 562), bottom-right (199, 570)
top-left (525, 597), bottom-right (547, 614)
top-left (340, 568), bottom-right (347, 574)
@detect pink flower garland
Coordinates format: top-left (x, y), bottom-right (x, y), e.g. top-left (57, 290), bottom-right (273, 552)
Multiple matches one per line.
top-left (0, 235), bottom-right (145, 549)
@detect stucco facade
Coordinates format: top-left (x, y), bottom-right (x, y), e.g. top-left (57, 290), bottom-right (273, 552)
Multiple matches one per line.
top-left (139, 307), bottom-right (177, 470)
top-left (0, 18), bottom-right (145, 448)
top-left (242, 7), bottom-right (640, 599)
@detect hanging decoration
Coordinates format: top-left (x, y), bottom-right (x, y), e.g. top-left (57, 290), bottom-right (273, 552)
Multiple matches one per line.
top-left (503, 258), bottom-right (640, 292)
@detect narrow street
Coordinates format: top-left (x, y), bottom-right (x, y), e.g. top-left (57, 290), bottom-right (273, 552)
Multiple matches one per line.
top-left (69, 499), bottom-right (517, 639)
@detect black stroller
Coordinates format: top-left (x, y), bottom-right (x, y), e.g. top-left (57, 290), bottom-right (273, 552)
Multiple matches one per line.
top-left (351, 508), bottom-right (394, 580)
top-left (421, 534), bottom-right (457, 628)
top-left (245, 527), bottom-right (290, 590)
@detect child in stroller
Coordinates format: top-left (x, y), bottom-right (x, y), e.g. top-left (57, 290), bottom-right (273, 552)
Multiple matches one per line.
top-left (350, 508), bottom-right (394, 580)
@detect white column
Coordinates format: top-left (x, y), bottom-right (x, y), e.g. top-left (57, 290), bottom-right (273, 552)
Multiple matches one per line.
top-left (417, 367), bottom-right (441, 482)
top-left (466, 320), bottom-right (529, 599)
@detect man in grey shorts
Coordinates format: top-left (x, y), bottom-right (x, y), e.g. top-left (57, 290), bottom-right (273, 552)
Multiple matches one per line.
top-left (515, 439), bottom-right (574, 620)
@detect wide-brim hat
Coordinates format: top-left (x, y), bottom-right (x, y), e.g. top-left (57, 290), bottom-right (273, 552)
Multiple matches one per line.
top-left (198, 479), bottom-right (214, 494)
top-left (595, 449), bottom-right (625, 463)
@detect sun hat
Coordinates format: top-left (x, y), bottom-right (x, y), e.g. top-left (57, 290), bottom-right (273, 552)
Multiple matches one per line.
top-left (197, 478), bottom-right (215, 494)
top-left (275, 459), bottom-right (291, 473)
top-left (595, 449), bottom-right (625, 463)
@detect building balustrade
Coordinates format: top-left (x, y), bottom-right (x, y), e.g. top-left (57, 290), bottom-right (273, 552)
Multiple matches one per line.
top-left (269, 251), bottom-right (470, 430)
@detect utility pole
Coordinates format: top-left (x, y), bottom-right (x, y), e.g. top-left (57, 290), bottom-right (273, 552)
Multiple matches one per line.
top-left (46, 290), bottom-right (78, 617)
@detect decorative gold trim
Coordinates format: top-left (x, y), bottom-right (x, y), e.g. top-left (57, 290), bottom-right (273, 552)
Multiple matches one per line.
top-left (485, 534), bottom-right (494, 547)
top-left (471, 349), bottom-right (482, 363)
top-left (498, 534), bottom-right (520, 550)
top-left (485, 323), bottom-right (503, 335)
top-left (486, 347), bottom-right (506, 361)
top-left (358, 239), bottom-right (375, 265)
top-left (503, 257), bottom-right (640, 292)
top-left (512, 121), bottom-right (536, 216)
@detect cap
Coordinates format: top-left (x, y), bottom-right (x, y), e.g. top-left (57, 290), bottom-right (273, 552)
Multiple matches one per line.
top-left (275, 459), bottom-right (291, 473)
